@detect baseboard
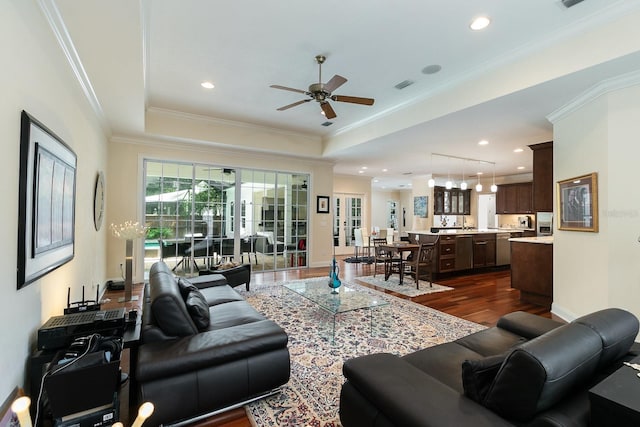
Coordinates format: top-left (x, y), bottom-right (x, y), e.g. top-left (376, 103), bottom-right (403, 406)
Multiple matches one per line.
top-left (551, 302), bottom-right (578, 322)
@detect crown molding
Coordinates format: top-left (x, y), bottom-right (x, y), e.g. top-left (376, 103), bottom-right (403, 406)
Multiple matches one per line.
top-left (37, 0), bottom-right (110, 136)
top-left (547, 69), bottom-right (640, 123)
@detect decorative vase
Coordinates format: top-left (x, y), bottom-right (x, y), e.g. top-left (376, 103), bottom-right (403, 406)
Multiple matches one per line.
top-left (328, 256), bottom-right (341, 294)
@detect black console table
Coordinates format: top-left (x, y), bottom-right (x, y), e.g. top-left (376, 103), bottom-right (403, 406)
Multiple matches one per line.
top-left (589, 355), bottom-right (640, 426)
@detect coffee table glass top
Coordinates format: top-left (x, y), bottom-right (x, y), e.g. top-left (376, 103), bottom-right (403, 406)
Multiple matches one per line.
top-left (282, 280), bottom-right (389, 314)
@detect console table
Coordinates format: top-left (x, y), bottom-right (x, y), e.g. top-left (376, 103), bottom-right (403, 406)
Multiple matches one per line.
top-left (589, 355), bottom-right (640, 426)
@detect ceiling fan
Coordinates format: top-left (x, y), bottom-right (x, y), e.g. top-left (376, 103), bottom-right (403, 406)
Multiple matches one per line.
top-left (270, 55), bottom-right (375, 120)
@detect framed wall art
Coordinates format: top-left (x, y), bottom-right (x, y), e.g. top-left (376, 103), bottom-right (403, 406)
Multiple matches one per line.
top-left (414, 196), bottom-right (427, 218)
top-left (557, 172), bottom-right (598, 232)
top-left (317, 195), bottom-right (330, 214)
top-left (17, 111), bottom-right (77, 288)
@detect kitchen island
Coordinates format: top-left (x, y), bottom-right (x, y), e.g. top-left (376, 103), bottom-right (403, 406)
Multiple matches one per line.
top-left (509, 236), bottom-right (553, 308)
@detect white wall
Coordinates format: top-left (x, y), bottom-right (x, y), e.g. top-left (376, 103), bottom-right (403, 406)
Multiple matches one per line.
top-left (0, 1), bottom-right (109, 400)
top-left (552, 81), bottom-right (640, 322)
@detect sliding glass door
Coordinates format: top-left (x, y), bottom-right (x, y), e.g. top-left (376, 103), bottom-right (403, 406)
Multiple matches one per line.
top-left (144, 160), bottom-right (308, 276)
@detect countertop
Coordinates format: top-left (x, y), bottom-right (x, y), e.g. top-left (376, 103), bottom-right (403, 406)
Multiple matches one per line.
top-left (509, 236), bottom-right (554, 244)
top-left (412, 228), bottom-right (535, 235)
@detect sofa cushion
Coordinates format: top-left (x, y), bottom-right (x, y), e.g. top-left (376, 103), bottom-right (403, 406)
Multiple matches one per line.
top-left (461, 354), bottom-right (505, 403)
top-left (177, 277), bottom-right (198, 300)
top-left (573, 308), bottom-right (639, 369)
top-left (185, 288), bottom-right (210, 331)
top-left (483, 323), bottom-right (602, 422)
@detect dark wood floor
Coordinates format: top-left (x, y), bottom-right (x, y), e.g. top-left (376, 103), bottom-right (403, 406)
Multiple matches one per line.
top-left (191, 257), bottom-right (552, 426)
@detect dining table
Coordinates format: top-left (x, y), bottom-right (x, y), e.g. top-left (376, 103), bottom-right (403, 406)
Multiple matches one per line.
top-left (380, 242), bottom-right (420, 284)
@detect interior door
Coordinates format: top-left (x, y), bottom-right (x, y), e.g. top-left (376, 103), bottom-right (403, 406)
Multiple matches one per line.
top-left (333, 193), bottom-right (364, 256)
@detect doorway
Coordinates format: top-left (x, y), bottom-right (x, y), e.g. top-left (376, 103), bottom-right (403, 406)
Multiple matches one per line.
top-left (333, 193), bottom-right (364, 255)
top-left (478, 194), bottom-right (497, 229)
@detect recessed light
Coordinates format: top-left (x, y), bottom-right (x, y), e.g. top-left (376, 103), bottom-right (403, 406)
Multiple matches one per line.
top-left (201, 81), bottom-right (215, 89)
top-left (517, 166), bottom-right (525, 170)
top-left (358, 170), bottom-right (364, 174)
top-left (514, 148), bottom-right (524, 153)
top-left (478, 140), bottom-right (489, 146)
top-left (373, 179), bottom-right (379, 183)
top-left (361, 166), bottom-right (368, 170)
top-left (470, 16), bottom-right (491, 31)
top-left (382, 168), bottom-right (388, 172)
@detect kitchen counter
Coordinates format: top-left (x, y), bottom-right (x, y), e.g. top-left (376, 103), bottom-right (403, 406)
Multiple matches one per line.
top-left (509, 236), bottom-right (553, 244)
top-left (412, 228), bottom-right (534, 235)
top-left (510, 237), bottom-right (553, 308)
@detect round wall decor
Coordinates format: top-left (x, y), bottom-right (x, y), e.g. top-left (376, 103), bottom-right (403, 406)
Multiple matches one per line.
top-left (94, 171), bottom-right (105, 231)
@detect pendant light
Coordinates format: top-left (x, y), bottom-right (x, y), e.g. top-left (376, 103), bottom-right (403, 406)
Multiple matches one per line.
top-left (491, 163), bottom-right (498, 192)
top-left (427, 153), bottom-right (435, 188)
top-left (460, 159), bottom-right (467, 190)
top-left (475, 161), bottom-right (483, 192)
top-left (445, 157), bottom-right (453, 189)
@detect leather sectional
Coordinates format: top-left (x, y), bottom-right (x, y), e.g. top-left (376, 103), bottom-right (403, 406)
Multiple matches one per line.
top-left (137, 261), bottom-right (290, 425)
top-left (340, 308), bottom-right (639, 426)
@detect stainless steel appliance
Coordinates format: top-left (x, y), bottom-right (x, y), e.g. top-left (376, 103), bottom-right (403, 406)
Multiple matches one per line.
top-left (537, 212), bottom-right (553, 236)
top-left (517, 215), bottom-right (531, 229)
top-left (496, 232), bottom-right (511, 266)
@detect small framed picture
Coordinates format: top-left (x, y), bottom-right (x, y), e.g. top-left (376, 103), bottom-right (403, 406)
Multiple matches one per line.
top-left (317, 196), bottom-right (330, 214)
top-left (557, 172), bottom-right (598, 232)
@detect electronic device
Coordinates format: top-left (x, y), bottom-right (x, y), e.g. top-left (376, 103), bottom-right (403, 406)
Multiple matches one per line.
top-left (106, 279), bottom-right (125, 291)
top-left (37, 309), bottom-right (125, 350)
top-left (64, 285), bottom-right (100, 314)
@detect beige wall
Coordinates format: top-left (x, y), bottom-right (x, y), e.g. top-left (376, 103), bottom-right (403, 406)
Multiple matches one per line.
top-left (552, 81), bottom-right (640, 323)
top-left (1, 1), bottom-right (109, 399)
top-left (107, 138), bottom-right (335, 276)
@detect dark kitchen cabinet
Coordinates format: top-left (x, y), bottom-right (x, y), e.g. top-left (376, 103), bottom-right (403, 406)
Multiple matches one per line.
top-left (473, 233), bottom-right (496, 268)
top-left (434, 187), bottom-right (471, 215)
top-left (530, 141), bottom-right (554, 213)
top-left (437, 234), bottom-right (456, 272)
top-left (496, 182), bottom-right (532, 214)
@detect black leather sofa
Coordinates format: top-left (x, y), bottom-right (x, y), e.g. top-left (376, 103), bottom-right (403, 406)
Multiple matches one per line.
top-left (340, 308), bottom-right (639, 427)
top-left (137, 261), bottom-right (290, 425)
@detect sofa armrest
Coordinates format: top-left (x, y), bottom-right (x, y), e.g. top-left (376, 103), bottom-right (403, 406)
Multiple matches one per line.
top-left (496, 311), bottom-right (564, 339)
top-left (341, 353), bottom-right (513, 427)
top-left (137, 319), bottom-right (288, 382)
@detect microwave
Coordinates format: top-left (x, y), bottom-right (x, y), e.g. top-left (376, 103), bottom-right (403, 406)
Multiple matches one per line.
top-left (536, 212), bottom-right (553, 236)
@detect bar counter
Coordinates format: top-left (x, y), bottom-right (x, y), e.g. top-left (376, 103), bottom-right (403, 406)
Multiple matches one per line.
top-left (509, 236), bottom-right (553, 308)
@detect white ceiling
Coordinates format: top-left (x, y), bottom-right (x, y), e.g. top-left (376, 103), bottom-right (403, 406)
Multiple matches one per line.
top-left (49, 0), bottom-right (640, 189)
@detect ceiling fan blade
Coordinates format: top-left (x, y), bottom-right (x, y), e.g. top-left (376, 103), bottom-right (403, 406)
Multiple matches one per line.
top-left (277, 99), bottom-right (311, 111)
top-left (324, 75), bottom-right (347, 93)
top-left (320, 101), bottom-right (337, 119)
top-left (270, 84), bottom-right (307, 95)
top-left (331, 95), bottom-right (375, 106)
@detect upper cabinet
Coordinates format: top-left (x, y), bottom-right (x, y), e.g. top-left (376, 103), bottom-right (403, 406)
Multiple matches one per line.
top-left (434, 187), bottom-right (471, 215)
top-left (496, 182), bottom-right (533, 214)
top-left (530, 141), bottom-right (553, 212)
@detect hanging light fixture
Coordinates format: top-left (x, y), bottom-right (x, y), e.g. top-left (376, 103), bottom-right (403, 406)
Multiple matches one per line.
top-left (491, 163), bottom-right (498, 192)
top-left (460, 159), bottom-right (467, 190)
top-left (445, 157), bottom-right (453, 189)
top-left (427, 153), bottom-right (435, 187)
top-left (475, 162), bottom-right (483, 192)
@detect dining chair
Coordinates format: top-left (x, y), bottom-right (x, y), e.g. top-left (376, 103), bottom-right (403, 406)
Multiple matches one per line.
top-left (405, 242), bottom-right (437, 289)
top-left (372, 237), bottom-right (393, 277)
top-left (386, 228), bottom-right (395, 244)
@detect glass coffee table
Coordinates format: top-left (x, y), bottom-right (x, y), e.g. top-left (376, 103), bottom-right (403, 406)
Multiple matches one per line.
top-left (282, 280), bottom-right (389, 343)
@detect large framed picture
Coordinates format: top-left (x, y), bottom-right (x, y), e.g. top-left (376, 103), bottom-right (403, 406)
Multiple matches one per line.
top-left (557, 172), bottom-right (598, 232)
top-left (17, 111), bottom-right (77, 288)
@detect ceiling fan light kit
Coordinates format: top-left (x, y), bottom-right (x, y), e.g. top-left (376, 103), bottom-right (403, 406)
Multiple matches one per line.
top-left (270, 54), bottom-right (375, 120)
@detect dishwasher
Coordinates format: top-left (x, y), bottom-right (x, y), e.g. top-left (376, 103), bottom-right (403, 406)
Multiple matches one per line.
top-left (496, 232), bottom-right (511, 266)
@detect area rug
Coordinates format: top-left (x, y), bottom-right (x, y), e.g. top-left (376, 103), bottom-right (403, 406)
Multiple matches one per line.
top-left (238, 277), bottom-right (484, 426)
top-left (343, 256), bottom-right (374, 264)
top-left (355, 275), bottom-right (454, 297)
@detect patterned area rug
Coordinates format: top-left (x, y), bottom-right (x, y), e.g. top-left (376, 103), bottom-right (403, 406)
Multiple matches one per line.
top-left (238, 278), bottom-right (483, 426)
top-left (355, 275), bottom-right (454, 297)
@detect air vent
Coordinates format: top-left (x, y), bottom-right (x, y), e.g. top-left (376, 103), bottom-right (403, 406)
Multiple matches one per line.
top-left (321, 121), bottom-right (333, 127)
top-left (561, 0), bottom-right (584, 8)
top-left (394, 80), bottom-right (414, 90)
top-left (402, 172), bottom-right (413, 175)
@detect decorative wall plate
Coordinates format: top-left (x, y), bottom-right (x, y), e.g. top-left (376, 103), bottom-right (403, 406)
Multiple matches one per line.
top-left (94, 171), bottom-right (105, 231)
